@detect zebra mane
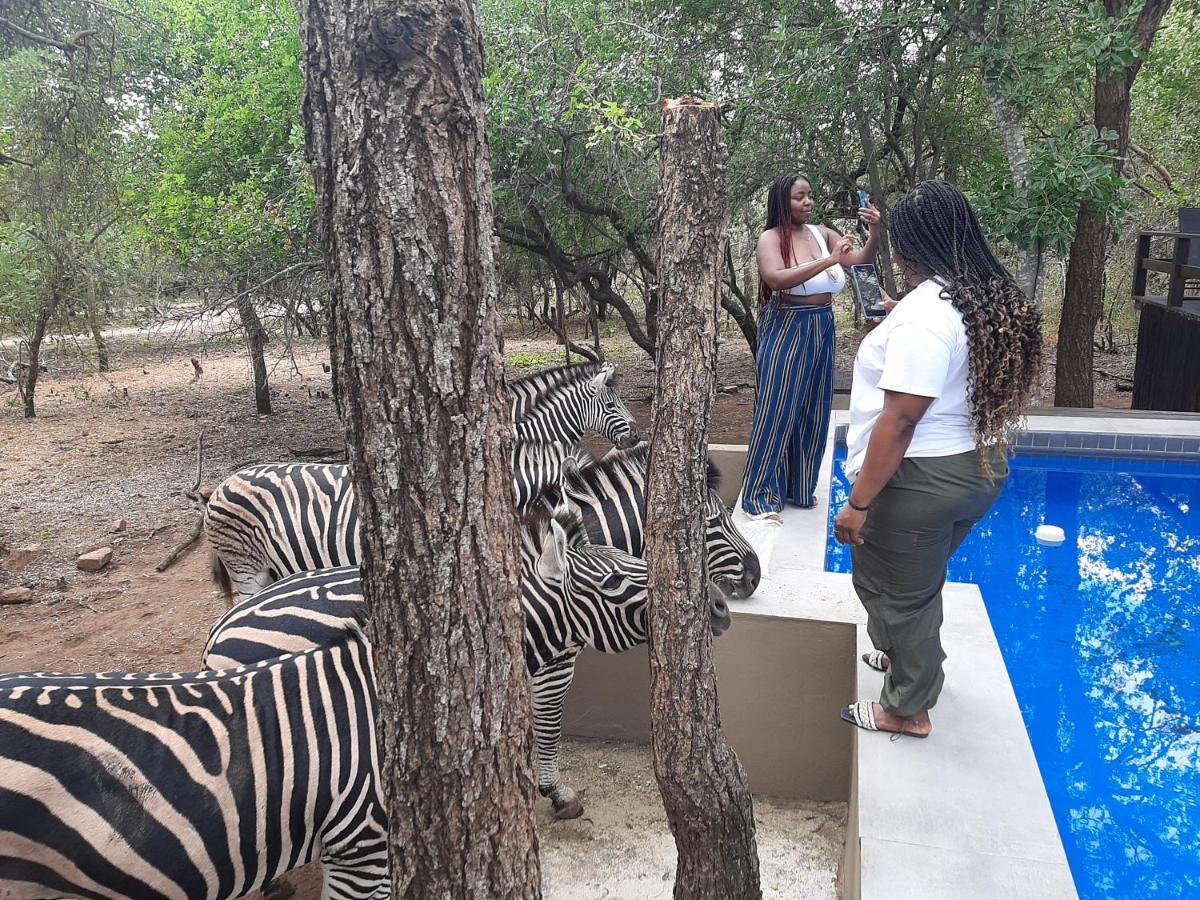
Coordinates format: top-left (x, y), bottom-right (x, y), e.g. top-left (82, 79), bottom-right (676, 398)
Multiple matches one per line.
top-left (583, 443), bottom-right (723, 492)
top-left (510, 361), bottom-right (612, 410)
top-left (521, 501), bottom-right (591, 549)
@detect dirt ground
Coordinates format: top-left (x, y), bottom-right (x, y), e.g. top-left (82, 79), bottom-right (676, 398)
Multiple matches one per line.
top-left (0, 319), bottom-right (1131, 897)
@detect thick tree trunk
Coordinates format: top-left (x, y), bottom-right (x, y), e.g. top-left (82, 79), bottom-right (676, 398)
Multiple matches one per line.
top-left (646, 98), bottom-right (761, 900)
top-left (1057, 0), bottom-right (1173, 407)
top-left (233, 285), bottom-right (271, 415)
top-left (298, 1), bottom-right (541, 897)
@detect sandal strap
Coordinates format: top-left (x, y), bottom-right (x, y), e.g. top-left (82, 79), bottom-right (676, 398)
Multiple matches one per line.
top-left (854, 700), bottom-right (877, 731)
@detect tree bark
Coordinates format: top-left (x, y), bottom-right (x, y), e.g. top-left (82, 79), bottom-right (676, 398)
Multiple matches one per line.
top-left (298, 0), bottom-right (541, 897)
top-left (20, 299), bottom-right (55, 419)
top-left (646, 98), bottom-right (761, 900)
top-left (969, 1), bottom-right (1046, 304)
top-left (233, 284), bottom-right (271, 415)
top-left (85, 273), bottom-right (109, 372)
top-left (855, 110), bottom-right (898, 299)
top-left (1057, 0), bottom-right (1173, 407)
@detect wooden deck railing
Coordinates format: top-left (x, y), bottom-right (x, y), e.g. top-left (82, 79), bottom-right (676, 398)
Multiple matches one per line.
top-left (1132, 230), bottom-right (1200, 312)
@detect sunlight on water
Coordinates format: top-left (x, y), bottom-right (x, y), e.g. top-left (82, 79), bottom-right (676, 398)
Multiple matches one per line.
top-left (826, 450), bottom-right (1200, 899)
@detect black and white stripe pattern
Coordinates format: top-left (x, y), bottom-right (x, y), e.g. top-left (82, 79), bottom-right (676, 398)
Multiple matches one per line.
top-left (206, 440), bottom-right (588, 603)
top-left (0, 620), bottom-right (388, 900)
top-left (511, 361), bottom-right (640, 450)
top-left (553, 444), bottom-right (761, 599)
top-left (203, 509), bottom-right (731, 820)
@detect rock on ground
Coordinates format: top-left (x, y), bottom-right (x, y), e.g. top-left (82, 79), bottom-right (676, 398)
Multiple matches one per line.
top-left (76, 547), bottom-right (113, 571)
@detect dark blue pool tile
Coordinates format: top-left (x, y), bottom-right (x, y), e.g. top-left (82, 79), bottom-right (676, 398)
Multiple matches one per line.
top-left (1033, 432), bottom-right (1051, 448)
top-left (1131, 435), bottom-right (1150, 451)
top-left (1065, 433), bottom-right (1083, 449)
top-left (1098, 434), bottom-right (1117, 450)
top-left (1116, 435), bottom-right (1133, 450)
top-left (1166, 437), bottom-right (1184, 453)
top-left (1081, 434), bottom-right (1099, 449)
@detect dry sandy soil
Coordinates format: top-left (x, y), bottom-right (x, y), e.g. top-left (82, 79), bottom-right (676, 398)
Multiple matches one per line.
top-left (0, 318), bottom-right (1130, 897)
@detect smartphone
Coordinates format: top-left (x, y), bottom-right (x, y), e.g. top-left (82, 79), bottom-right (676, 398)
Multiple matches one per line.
top-left (850, 264), bottom-right (887, 317)
top-left (857, 189), bottom-right (870, 209)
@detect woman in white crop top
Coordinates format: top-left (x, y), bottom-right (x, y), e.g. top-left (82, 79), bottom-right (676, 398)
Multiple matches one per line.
top-left (833, 181), bottom-right (1043, 740)
top-left (740, 173), bottom-right (881, 520)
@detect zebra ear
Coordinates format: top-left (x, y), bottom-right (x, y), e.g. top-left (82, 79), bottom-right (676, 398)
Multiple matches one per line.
top-left (589, 362), bottom-right (615, 392)
top-left (536, 520), bottom-right (570, 585)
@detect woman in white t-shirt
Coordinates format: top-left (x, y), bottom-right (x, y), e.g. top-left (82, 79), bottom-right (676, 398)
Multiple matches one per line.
top-left (834, 181), bottom-right (1043, 739)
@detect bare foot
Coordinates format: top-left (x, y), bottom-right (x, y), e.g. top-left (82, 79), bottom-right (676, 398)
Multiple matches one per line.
top-left (870, 703), bottom-right (931, 737)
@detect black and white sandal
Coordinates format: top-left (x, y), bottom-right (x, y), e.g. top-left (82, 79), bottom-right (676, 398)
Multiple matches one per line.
top-left (861, 650), bottom-right (890, 672)
top-left (839, 700), bottom-right (930, 739)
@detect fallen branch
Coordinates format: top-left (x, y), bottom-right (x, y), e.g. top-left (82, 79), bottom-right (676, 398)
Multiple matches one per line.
top-left (155, 514), bottom-right (205, 573)
top-left (157, 431), bottom-right (208, 573)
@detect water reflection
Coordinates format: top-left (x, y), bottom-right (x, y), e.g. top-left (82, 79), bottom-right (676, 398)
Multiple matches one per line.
top-left (826, 451), bottom-right (1200, 898)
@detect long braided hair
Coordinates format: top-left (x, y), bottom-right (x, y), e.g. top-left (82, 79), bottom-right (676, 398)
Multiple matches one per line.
top-left (758, 173), bottom-right (811, 307)
top-left (889, 181), bottom-right (1043, 471)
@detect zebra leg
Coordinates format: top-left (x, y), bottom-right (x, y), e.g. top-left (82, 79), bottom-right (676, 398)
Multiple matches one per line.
top-left (531, 654), bottom-right (583, 818)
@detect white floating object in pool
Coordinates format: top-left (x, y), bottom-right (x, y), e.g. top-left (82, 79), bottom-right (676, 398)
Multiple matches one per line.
top-left (1035, 524), bottom-right (1066, 546)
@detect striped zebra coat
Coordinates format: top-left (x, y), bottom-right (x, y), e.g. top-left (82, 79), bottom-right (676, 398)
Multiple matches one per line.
top-left (203, 509), bottom-right (731, 820)
top-left (510, 361), bottom-right (640, 449)
top-left (552, 444), bottom-right (761, 599)
top-left (204, 440), bottom-right (589, 604)
top-left (0, 619), bottom-right (387, 900)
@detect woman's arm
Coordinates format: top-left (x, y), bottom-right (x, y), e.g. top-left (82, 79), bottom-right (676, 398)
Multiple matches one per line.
top-left (756, 229), bottom-right (850, 292)
top-left (833, 390), bottom-right (934, 545)
top-left (824, 202), bottom-right (882, 267)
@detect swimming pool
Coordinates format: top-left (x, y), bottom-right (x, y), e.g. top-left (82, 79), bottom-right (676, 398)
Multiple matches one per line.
top-left (825, 447), bottom-right (1200, 899)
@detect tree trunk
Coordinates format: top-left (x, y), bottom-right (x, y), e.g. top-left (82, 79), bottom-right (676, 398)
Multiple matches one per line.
top-left (970, 2), bottom-right (1046, 304)
top-left (298, 0), bottom-right (541, 897)
top-left (20, 300), bottom-right (55, 419)
top-left (855, 110), bottom-right (898, 299)
top-left (646, 98), bottom-right (761, 900)
top-left (234, 286), bottom-right (271, 414)
top-left (85, 274), bottom-right (109, 372)
top-left (1057, 0), bottom-right (1173, 407)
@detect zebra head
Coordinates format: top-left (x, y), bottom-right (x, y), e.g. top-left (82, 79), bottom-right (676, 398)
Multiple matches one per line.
top-left (557, 447), bottom-right (761, 600)
top-left (527, 508), bottom-right (730, 656)
top-left (701, 461), bottom-right (761, 600)
top-left (583, 362), bottom-right (641, 450)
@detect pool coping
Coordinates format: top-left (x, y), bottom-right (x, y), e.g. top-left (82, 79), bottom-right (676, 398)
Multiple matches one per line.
top-left (715, 409), bottom-right (1200, 899)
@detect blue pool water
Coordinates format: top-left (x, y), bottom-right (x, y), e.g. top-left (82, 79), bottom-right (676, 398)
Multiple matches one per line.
top-left (825, 448), bottom-right (1200, 898)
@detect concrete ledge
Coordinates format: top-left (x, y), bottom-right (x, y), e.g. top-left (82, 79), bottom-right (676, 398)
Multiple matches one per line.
top-left (842, 584), bottom-right (1076, 899)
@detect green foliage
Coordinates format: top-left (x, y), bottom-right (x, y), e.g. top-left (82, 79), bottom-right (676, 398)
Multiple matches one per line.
top-left (130, 0), bottom-right (313, 278)
top-left (967, 124), bottom-right (1128, 254)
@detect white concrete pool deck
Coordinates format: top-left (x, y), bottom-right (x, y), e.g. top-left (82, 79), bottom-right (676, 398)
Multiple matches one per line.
top-left (716, 411), bottom-right (1200, 899)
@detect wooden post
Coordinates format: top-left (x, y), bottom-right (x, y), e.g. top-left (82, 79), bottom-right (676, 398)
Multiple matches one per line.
top-left (1132, 232), bottom-right (1150, 300)
top-left (646, 96), bottom-right (762, 900)
top-left (1169, 236), bottom-right (1187, 307)
top-left (298, 0), bottom-right (541, 895)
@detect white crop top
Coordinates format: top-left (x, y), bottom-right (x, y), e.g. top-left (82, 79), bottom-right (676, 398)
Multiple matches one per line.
top-left (781, 224), bottom-right (846, 297)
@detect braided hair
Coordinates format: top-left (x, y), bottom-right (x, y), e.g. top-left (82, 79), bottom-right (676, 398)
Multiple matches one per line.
top-left (759, 173), bottom-right (812, 307)
top-left (888, 181), bottom-right (1043, 471)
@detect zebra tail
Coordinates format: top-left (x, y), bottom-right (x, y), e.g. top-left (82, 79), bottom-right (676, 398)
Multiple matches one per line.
top-left (211, 552), bottom-right (233, 599)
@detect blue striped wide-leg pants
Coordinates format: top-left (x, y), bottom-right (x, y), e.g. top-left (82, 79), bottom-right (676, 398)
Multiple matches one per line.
top-left (741, 302), bottom-right (835, 515)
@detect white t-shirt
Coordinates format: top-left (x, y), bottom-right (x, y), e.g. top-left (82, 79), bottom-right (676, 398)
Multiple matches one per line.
top-left (845, 278), bottom-right (975, 478)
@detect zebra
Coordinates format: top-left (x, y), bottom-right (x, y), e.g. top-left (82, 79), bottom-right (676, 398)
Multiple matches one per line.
top-left (203, 507), bottom-right (732, 820)
top-left (551, 444), bottom-right (761, 599)
top-left (0, 617), bottom-right (388, 900)
top-left (511, 360), bottom-right (640, 450)
top-left (205, 439), bottom-right (590, 604)
top-left (508, 359), bottom-right (626, 423)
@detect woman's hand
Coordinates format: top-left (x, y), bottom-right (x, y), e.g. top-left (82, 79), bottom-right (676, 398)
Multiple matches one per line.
top-left (858, 201), bottom-right (881, 230)
top-left (831, 236), bottom-right (855, 264)
top-left (834, 504), bottom-right (868, 545)
top-left (879, 288), bottom-right (898, 313)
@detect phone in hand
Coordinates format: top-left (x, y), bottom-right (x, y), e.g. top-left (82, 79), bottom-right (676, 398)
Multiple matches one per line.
top-left (857, 189), bottom-right (870, 209)
top-left (850, 264), bottom-right (887, 318)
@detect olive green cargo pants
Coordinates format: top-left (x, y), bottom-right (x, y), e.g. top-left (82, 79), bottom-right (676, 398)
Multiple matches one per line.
top-left (850, 450), bottom-right (1007, 717)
